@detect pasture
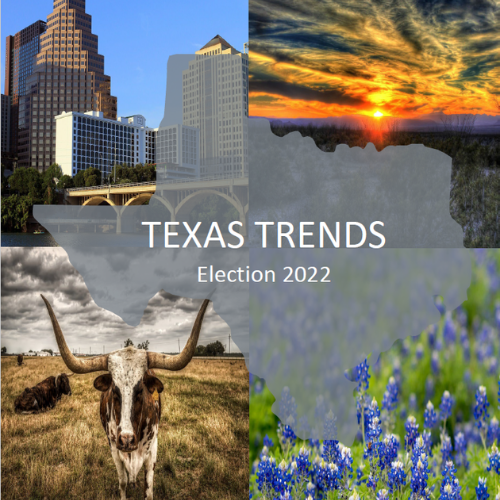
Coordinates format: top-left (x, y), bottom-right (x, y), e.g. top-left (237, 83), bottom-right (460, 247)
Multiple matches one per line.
top-left (1, 356), bottom-right (249, 499)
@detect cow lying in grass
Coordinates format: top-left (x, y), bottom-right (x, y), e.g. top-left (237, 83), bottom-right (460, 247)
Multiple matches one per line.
top-left (14, 372), bottom-right (73, 414)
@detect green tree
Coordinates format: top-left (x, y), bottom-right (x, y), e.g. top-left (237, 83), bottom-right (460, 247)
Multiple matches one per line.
top-left (58, 175), bottom-right (74, 189)
top-left (137, 340), bottom-right (150, 350)
top-left (195, 345), bottom-right (206, 356)
top-left (84, 167), bottom-right (101, 187)
top-left (205, 340), bottom-right (225, 357)
top-left (43, 164), bottom-right (63, 205)
top-left (73, 170), bottom-right (86, 188)
top-left (42, 349), bottom-right (53, 355)
top-left (8, 167), bottom-right (43, 200)
top-left (1, 347), bottom-right (6, 355)
top-left (1, 194), bottom-right (32, 232)
top-left (124, 338), bottom-right (134, 348)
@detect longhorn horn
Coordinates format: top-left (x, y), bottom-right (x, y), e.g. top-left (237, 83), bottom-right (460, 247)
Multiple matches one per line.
top-left (41, 295), bottom-right (108, 374)
top-left (147, 299), bottom-right (210, 370)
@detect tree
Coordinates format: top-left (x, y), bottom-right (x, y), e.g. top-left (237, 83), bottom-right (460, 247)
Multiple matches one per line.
top-left (1, 194), bottom-right (33, 232)
top-left (124, 338), bottom-right (134, 347)
top-left (205, 340), bottom-right (225, 357)
top-left (42, 348), bottom-right (53, 355)
top-left (84, 167), bottom-right (101, 187)
top-left (42, 164), bottom-right (63, 205)
top-left (195, 345), bottom-right (206, 356)
top-left (29, 350), bottom-right (33, 353)
top-left (8, 167), bottom-right (43, 200)
top-left (73, 170), bottom-right (86, 188)
top-left (137, 340), bottom-right (150, 350)
top-left (1, 347), bottom-right (6, 355)
top-left (58, 175), bottom-right (74, 189)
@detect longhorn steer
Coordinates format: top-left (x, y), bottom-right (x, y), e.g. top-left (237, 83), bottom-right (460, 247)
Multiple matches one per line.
top-left (17, 354), bottom-right (24, 366)
top-left (41, 294), bottom-right (210, 500)
top-left (14, 372), bottom-right (72, 414)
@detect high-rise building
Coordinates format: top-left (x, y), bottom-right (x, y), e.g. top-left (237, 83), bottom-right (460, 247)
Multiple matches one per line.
top-left (1, 95), bottom-right (11, 160)
top-left (4, 20), bottom-right (47, 167)
top-left (55, 110), bottom-right (156, 177)
top-left (17, 0), bottom-right (117, 171)
top-left (182, 35), bottom-right (249, 177)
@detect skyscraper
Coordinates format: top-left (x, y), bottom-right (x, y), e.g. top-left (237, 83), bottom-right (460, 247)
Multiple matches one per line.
top-left (17, 0), bottom-right (117, 171)
top-left (4, 20), bottom-right (47, 167)
top-left (182, 35), bottom-right (249, 177)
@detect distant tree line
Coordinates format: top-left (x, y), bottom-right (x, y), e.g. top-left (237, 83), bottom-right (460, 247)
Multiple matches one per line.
top-left (194, 341), bottom-right (225, 356)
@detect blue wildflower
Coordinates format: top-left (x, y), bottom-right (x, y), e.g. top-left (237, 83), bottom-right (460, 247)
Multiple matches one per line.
top-left (256, 456), bottom-right (276, 496)
top-left (432, 351), bottom-right (440, 374)
top-left (379, 434), bottom-right (400, 471)
top-left (354, 359), bottom-right (370, 392)
top-left (474, 386), bottom-right (490, 429)
top-left (454, 431), bottom-right (468, 468)
top-left (440, 391), bottom-right (454, 421)
top-left (263, 435), bottom-right (274, 448)
top-left (487, 444), bottom-right (500, 475)
top-left (440, 460), bottom-right (462, 500)
top-left (367, 473), bottom-right (378, 491)
top-left (435, 296), bottom-right (445, 315)
top-left (441, 435), bottom-right (453, 464)
top-left (409, 393), bottom-right (418, 412)
top-left (278, 422), bottom-right (296, 449)
top-left (382, 377), bottom-right (399, 412)
top-left (411, 451), bottom-right (430, 499)
top-left (377, 489), bottom-right (389, 500)
top-left (322, 440), bottom-right (340, 464)
top-left (424, 400), bottom-right (438, 429)
top-left (405, 415), bottom-right (419, 451)
top-left (488, 417), bottom-right (499, 446)
top-left (422, 430), bottom-right (433, 456)
top-left (443, 314), bottom-right (456, 344)
top-left (416, 344), bottom-right (424, 361)
top-left (476, 477), bottom-right (489, 500)
top-left (388, 460), bottom-right (406, 494)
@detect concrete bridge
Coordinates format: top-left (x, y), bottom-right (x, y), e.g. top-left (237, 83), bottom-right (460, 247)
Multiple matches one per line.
top-left (65, 174), bottom-right (249, 235)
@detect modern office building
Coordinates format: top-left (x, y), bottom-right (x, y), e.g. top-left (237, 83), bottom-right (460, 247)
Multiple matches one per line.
top-left (182, 35), bottom-right (249, 177)
top-left (4, 20), bottom-right (47, 167)
top-left (1, 95), bottom-right (11, 160)
top-left (17, 0), bottom-right (117, 171)
top-left (156, 124), bottom-right (200, 180)
top-left (55, 110), bottom-right (156, 177)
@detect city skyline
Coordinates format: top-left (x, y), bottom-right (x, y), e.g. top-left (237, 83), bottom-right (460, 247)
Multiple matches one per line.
top-left (1, 0), bottom-right (248, 128)
top-left (249, 0), bottom-right (500, 119)
top-left (1, 248), bottom-right (237, 355)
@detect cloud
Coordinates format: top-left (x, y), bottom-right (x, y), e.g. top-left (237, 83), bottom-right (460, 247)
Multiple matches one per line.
top-left (249, 0), bottom-right (500, 118)
top-left (1, 248), bottom-right (232, 354)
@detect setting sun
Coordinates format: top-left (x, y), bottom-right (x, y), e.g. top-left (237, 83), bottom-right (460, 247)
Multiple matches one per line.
top-left (374, 111), bottom-right (383, 118)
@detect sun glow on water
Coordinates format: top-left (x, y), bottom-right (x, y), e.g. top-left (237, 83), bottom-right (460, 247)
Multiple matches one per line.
top-left (374, 111), bottom-right (383, 118)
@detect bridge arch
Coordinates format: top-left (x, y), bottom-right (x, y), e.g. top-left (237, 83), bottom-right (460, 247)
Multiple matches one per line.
top-left (124, 193), bottom-right (153, 206)
top-left (82, 196), bottom-right (116, 207)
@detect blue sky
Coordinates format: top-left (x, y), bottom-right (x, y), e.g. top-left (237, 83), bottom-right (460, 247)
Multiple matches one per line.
top-left (1, 0), bottom-right (248, 127)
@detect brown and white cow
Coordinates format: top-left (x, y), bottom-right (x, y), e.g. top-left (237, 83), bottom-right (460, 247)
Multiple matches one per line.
top-left (14, 372), bottom-right (73, 414)
top-left (41, 294), bottom-right (210, 500)
top-left (17, 354), bottom-right (24, 366)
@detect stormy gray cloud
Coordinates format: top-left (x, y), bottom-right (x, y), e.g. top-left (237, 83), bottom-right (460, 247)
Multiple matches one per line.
top-left (1, 248), bottom-right (233, 355)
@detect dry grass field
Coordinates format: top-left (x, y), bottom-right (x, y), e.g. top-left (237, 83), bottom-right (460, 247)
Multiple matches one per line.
top-left (1, 356), bottom-right (249, 500)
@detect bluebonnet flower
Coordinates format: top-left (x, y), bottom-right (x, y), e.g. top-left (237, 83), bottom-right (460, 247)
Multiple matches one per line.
top-left (454, 431), bottom-right (468, 468)
top-left (388, 460), bottom-right (406, 494)
top-left (338, 444), bottom-right (353, 479)
top-left (432, 351), bottom-right (440, 374)
top-left (377, 489), bottom-right (389, 500)
top-left (443, 314), bottom-right (456, 344)
top-left (279, 490), bottom-right (291, 500)
top-left (487, 417), bottom-right (499, 446)
top-left (405, 415), bottom-right (419, 451)
top-left (309, 439), bottom-right (320, 449)
top-left (354, 359), bottom-right (370, 392)
top-left (355, 465), bottom-right (366, 486)
top-left (476, 477), bottom-right (489, 500)
top-left (379, 434), bottom-right (400, 471)
top-left (440, 391), bottom-right (454, 421)
top-left (487, 444), bottom-right (500, 475)
top-left (382, 377), bottom-right (399, 412)
top-left (416, 344), bottom-right (424, 361)
top-left (440, 461), bottom-right (461, 500)
top-left (256, 456), bottom-right (276, 495)
top-left (435, 296), bottom-right (445, 315)
top-left (427, 325), bottom-right (437, 348)
top-left (296, 447), bottom-right (311, 480)
top-left (424, 400), bottom-right (438, 429)
top-left (441, 435), bottom-right (453, 464)
top-left (348, 490), bottom-right (360, 500)
top-left (409, 393), bottom-right (418, 412)
top-left (411, 452), bottom-right (430, 499)
top-left (322, 440), bottom-right (339, 464)
top-left (278, 422), bottom-right (296, 449)
top-left (273, 459), bottom-right (293, 496)
top-left (422, 430), bottom-right (433, 456)
top-left (474, 386), bottom-right (490, 429)
top-left (316, 459), bottom-right (339, 494)
top-left (263, 435), bottom-right (274, 448)
top-left (367, 472), bottom-right (378, 491)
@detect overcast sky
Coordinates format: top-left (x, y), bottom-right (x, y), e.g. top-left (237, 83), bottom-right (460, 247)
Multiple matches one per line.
top-left (1, 248), bottom-right (235, 355)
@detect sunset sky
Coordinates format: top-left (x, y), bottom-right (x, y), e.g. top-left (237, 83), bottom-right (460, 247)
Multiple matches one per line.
top-left (249, 0), bottom-right (500, 119)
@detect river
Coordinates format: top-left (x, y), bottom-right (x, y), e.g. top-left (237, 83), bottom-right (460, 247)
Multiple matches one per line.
top-left (1, 233), bottom-right (59, 247)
